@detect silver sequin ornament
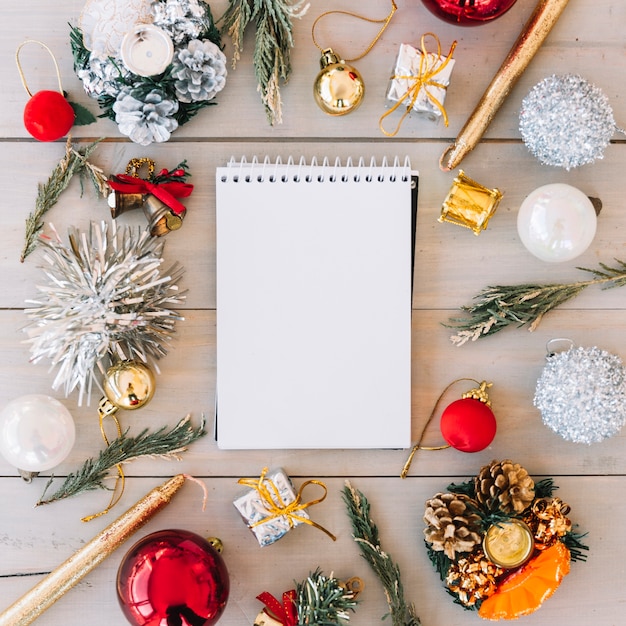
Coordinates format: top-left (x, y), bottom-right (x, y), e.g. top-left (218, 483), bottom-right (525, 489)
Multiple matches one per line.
top-left (534, 344), bottom-right (626, 444)
top-left (519, 74), bottom-right (625, 170)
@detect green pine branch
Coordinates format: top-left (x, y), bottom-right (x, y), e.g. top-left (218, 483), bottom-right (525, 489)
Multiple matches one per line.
top-left (21, 137), bottom-right (108, 262)
top-left (446, 259), bottom-right (626, 346)
top-left (296, 568), bottom-right (359, 625)
top-left (220, 0), bottom-right (309, 125)
top-left (36, 415), bottom-right (206, 506)
top-left (342, 482), bottom-right (420, 626)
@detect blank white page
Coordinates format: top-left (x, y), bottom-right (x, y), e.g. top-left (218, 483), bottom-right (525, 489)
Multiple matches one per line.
top-left (215, 158), bottom-right (413, 449)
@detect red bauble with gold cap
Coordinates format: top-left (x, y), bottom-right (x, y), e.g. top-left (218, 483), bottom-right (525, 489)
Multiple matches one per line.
top-left (421, 0), bottom-right (518, 25)
top-left (117, 529), bottom-right (229, 626)
top-left (440, 397), bottom-right (497, 452)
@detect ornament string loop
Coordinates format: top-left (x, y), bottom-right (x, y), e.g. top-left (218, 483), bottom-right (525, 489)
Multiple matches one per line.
top-left (380, 33), bottom-right (457, 137)
top-left (545, 337), bottom-right (574, 357)
top-left (82, 398), bottom-right (126, 522)
top-left (311, 0), bottom-right (397, 62)
top-left (15, 40), bottom-right (65, 97)
top-left (238, 467), bottom-right (337, 541)
top-left (256, 590), bottom-right (298, 626)
top-left (401, 378), bottom-right (492, 479)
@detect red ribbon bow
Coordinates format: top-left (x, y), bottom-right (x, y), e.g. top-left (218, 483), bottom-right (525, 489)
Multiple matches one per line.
top-left (256, 590), bottom-right (297, 626)
top-left (108, 174), bottom-right (194, 216)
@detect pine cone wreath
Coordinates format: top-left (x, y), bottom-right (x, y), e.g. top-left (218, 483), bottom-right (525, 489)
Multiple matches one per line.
top-left (424, 492), bottom-right (482, 559)
top-left (475, 460), bottom-right (535, 515)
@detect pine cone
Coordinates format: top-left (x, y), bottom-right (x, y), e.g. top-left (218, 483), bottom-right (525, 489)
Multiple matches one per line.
top-left (424, 492), bottom-right (482, 559)
top-left (475, 460), bottom-right (535, 515)
top-left (113, 88), bottom-right (179, 146)
top-left (446, 550), bottom-right (503, 607)
top-left (173, 39), bottom-right (227, 103)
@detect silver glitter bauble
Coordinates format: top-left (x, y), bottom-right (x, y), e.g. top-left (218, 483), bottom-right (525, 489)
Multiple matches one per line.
top-left (534, 345), bottom-right (626, 444)
top-left (519, 74), bottom-right (621, 170)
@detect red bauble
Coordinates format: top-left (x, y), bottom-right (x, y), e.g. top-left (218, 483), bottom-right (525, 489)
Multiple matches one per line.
top-left (117, 529), bottom-right (230, 626)
top-left (421, 0), bottom-right (518, 25)
top-left (440, 398), bottom-right (496, 452)
top-left (23, 90), bottom-right (75, 141)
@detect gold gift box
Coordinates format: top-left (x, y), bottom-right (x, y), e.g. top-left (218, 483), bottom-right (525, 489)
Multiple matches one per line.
top-left (439, 170), bottom-right (503, 235)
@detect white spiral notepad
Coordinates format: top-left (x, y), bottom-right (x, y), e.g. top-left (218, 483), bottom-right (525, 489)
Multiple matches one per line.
top-left (215, 157), bottom-right (415, 449)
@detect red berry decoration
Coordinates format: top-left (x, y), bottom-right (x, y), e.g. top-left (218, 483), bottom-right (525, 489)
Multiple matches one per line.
top-left (421, 0), bottom-right (518, 25)
top-left (440, 397), bottom-right (497, 452)
top-left (23, 90), bottom-right (75, 141)
top-left (117, 529), bottom-right (230, 626)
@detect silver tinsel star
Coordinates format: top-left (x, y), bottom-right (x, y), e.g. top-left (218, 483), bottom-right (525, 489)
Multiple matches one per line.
top-left (24, 222), bottom-right (185, 404)
top-left (534, 345), bottom-right (626, 444)
top-left (519, 74), bottom-right (622, 170)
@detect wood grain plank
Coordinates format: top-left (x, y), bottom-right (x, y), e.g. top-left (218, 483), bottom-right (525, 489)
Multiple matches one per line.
top-left (0, 476), bottom-right (617, 625)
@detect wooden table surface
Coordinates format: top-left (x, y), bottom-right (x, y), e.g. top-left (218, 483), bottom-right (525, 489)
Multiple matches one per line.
top-left (1, 1), bottom-right (625, 624)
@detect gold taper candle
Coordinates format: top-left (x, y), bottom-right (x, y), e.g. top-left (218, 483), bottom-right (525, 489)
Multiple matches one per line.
top-left (440, 0), bottom-right (570, 171)
top-left (0, 474), bottom-right (187, 626)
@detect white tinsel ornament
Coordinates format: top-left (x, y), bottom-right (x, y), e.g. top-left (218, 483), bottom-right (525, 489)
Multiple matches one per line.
top-left (519, 74), bottom-right (625, 170)
top-left (534, 344), bottom-right (626, 444)
top-left (24, 222), bottom-right (185, 405)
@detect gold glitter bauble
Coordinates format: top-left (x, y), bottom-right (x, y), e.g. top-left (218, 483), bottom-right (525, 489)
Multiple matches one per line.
top-left (313, 49), bottom-right (364, 116)
top-left (103, 360), bottom-right (156, 410)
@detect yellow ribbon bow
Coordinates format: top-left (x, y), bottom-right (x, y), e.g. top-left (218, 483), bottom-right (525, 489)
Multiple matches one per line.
top-left (380, 33), bottom-right (457, 137)
top-left (238, 468), bottom-right (337, 541)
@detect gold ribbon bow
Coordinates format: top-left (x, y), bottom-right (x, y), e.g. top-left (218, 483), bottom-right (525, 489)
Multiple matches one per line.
top-left (380, 33), bottom-right (457, 137)
top-left (239, 468), bottom-right (337, 541)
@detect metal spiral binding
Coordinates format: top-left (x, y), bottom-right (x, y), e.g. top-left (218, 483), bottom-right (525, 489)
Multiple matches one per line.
top-left (221, 156), bottom-right (412, 183)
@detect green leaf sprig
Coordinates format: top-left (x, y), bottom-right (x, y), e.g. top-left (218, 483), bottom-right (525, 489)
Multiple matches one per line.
top-left (342, 481), bottom-right (420, 626)
top-left (36, 415), bottom-right (206, 506)
top-left (219, 0), bottom-right (309, 125)
top-left (21, 136), bottom-right (108, 262)
top-left (447, 259), bottom-right (626, 346)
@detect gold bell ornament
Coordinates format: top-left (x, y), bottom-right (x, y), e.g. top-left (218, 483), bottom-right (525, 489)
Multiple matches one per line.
top-left (108, 157), bottom-right (194, 236)
top-left (88, 359), bottom-right (157, 521)
top-left (311, 1), bottom-right (397, 116)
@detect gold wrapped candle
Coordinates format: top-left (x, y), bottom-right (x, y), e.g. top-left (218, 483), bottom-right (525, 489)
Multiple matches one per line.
top-left (0, 475), bottom-right (188, 626)
top-left (440, 0), bottom-right (571, 171)
top-left (483, 519), bottom-right (535, 569)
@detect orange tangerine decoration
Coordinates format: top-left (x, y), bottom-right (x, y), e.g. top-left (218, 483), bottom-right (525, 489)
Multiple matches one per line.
top-left (478, 541), bottom-right (570, 621)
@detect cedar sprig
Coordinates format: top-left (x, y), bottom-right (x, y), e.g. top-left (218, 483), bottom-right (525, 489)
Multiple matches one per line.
top-left (21, 136), bottom-right (108, 262)
top-left (296, 568), bottom-right (360, 625)
top-left (36, 415), bottom-right (206, 506)
top-left (342, 481), bottom-right (421, 626)
top-left (219, 0), bottom-right (309, 125)
top-left (447, 259), bottom-right (626, 346)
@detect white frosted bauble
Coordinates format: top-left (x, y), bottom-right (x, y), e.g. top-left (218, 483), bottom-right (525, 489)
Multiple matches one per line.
top-left (517, 183), bottom-right (597, 262)
top-left (0, 395), bottom-right (75, 472)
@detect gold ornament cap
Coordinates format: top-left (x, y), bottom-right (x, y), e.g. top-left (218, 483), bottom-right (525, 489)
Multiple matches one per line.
top-left (314, 49), bottom-right (364, 116)
top-left (103, 360), bottom-right (156, 410)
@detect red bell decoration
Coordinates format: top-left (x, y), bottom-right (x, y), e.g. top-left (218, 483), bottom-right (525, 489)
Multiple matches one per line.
top-left (401, 379), bottom-right (497, 478)
top-left (421, 0), bottom-right (518, 25)
top-left (117, 529), bottom-right (229, 626)
top-left (16, 40), bottom-right (75, 141)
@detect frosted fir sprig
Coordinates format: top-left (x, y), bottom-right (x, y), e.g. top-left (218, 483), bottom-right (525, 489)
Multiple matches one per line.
top-left (342, 481), bottom-right (420, 626)
top-left (219, 0), bottom-right (309, 125)
top-left (447, 259), bottom-right (626, 346)
top-left (21, 137), bottom-right (108, 262)
top-left (36, 415), bottom-right (206, 506)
